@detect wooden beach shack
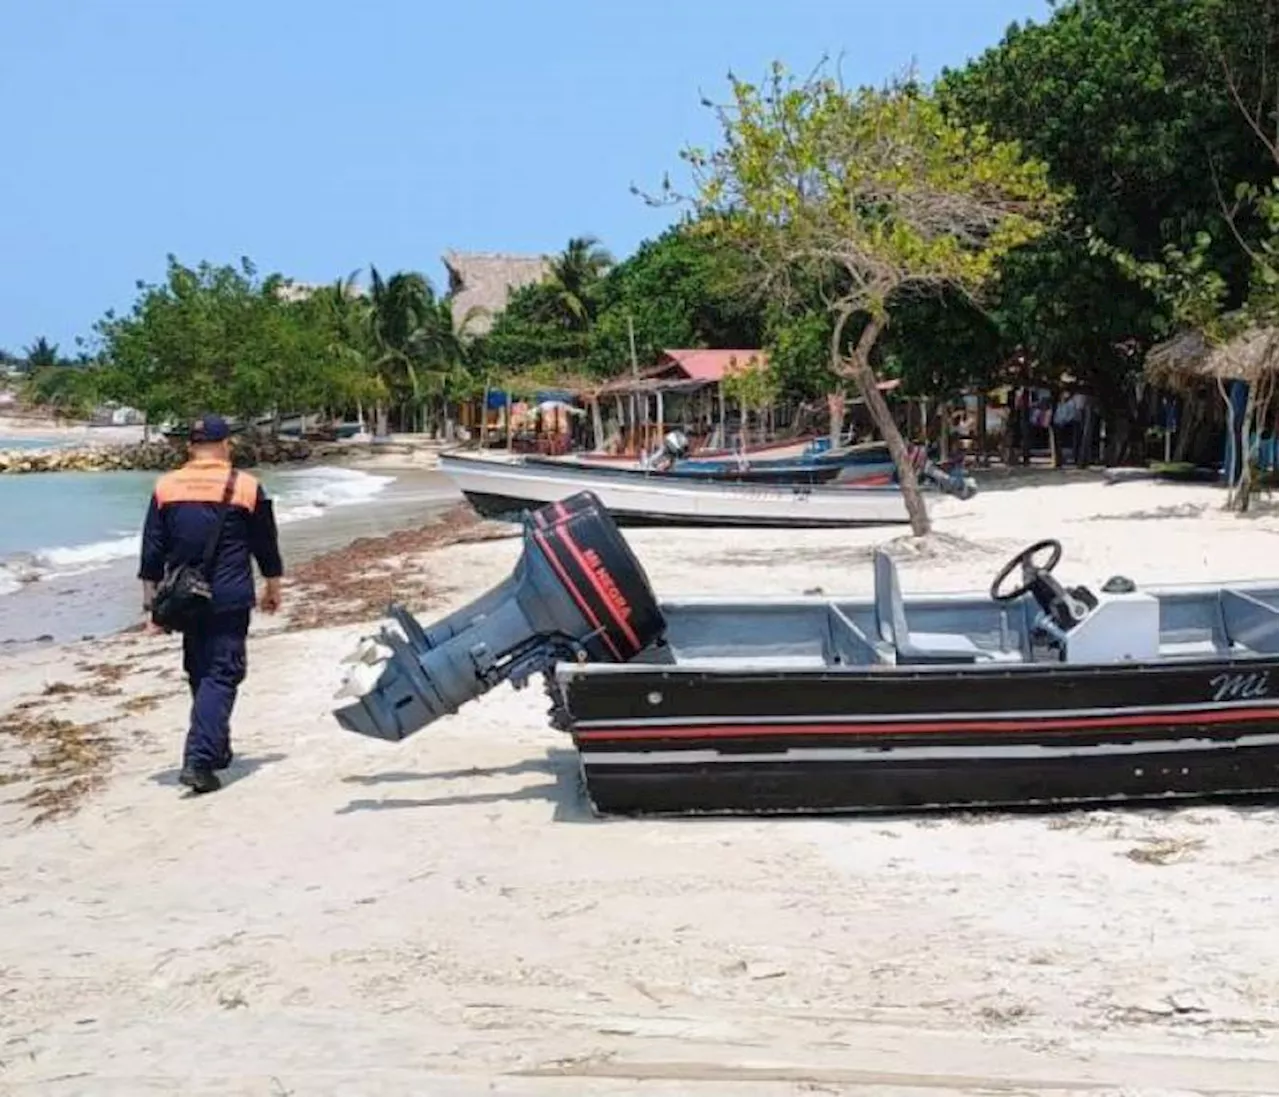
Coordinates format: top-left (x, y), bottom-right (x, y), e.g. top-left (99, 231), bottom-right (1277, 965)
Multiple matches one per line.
top-left (1144, 324), bottom-right (1278, 477)
top-left (591, 348), bottom-right (769, 455)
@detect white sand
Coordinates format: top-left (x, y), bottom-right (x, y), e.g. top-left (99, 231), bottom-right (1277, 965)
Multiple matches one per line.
top-left (0, 414), bottom-right (147, 446)
top-left (0, 477), bottom-right (1276, 1096)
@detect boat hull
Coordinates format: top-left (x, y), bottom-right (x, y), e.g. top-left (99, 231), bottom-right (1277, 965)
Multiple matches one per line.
top-left (524, 454), bottom-right (862, 485)
top-left (444, 453), bottom-right (918, 528)
top-left (557, 658), bottom-right (1280, 816)
top-left (460, 489), bottom-right (903, 527)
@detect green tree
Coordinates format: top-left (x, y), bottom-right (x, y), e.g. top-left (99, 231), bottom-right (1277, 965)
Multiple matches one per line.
top-left (479, 280), bottom-right (592, 374)
top-left (21, 362), bottom-right (102, 417)
top-left (302, 271), bottom-right (381, 424)
top-left (1073, 0), bottom-right (1280, 500)
top-left (936, 0), bottom-right (1278, 456)
top-left (720, 355), bottom-right (781, 443)
top-left (587, 222), bottom-right (763, 374)
top-left (367, 266), bottom-right (484, 434)
top-left (23, 337), bottom-right (60, 371)
top-left (92, 255), bottom-right (371, 429)
top-left (542, 235), bottom-right (614, 329)
top-left (670, 63), bottom-right (1060, 534)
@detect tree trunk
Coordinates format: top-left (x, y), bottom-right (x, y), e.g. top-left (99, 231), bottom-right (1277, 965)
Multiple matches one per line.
top-left (827, 391), bottom-right (845, 450)
top-left (834, 313), bottom-right (930, 537)
top-left (1172, 395), bottom-right (1195, 463)
top-left (976, 391), bottom-right (988, 467)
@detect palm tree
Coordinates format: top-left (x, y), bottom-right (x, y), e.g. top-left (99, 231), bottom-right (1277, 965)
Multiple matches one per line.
top-left (368, 266), bottom-right (437, 433)
top-left (541, 236), bottom-right (614, 329)
top-left (316, 270), bottom-right (376, 429)
top-left (24, 336), bottom-right (60, 372)
top-left (419, 297), bottom-right (493, 436)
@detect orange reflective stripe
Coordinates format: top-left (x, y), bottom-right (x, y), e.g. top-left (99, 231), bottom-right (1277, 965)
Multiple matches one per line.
top-left (231, 473), bottom-right (259, 511)
top-left (154, 463), bottom-right (259, 511)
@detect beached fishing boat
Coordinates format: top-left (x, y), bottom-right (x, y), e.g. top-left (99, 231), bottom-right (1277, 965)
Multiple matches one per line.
top-left (538, 434), bottom-right (900, 485)
top-left (527, 447), bottom-right (899, 486)
top-left (578, 434), bottom-right (825, 465)
top-left (439, 451), bottom-right (967, 528)
top-left (334, 491), bottom-right (1279, 817)
top-left (527, 452), bottom-right (857, 485)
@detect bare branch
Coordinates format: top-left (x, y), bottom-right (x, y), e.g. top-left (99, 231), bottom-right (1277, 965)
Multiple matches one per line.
top-left (1218, 44), bottom-right (1279, 165)
top-left (1209, 156), bottom-right (1268, 269)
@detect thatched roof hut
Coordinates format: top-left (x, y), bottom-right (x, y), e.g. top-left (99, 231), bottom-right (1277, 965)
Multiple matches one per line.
top-left (442, 251), bottom-right (551, 335)
top-left (1145, 325), bottom-right (1279, 390)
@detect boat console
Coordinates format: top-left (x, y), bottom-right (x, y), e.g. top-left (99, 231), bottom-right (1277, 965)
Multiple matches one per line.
top-left (985, 538), bottom-right (1160, 665)
top-left (867, 537), bottom-right (1277, 667)
top-left (871, 537), bottom-right (1164, 666)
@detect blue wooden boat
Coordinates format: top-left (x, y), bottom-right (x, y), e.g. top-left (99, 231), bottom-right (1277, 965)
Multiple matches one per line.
top-left (673, 439), bottom-right (890, 478)
top-left (542, 435), bottom-right (899, 486)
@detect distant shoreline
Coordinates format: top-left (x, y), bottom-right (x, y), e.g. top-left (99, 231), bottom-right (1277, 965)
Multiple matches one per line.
top-left (0, 413), bottom-right (148, 446)
top-left (0, 415), bottom-right (450, 475)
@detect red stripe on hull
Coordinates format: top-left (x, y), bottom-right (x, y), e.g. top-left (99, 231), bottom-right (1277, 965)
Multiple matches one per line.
top-left (574, 706), bottom-right (1279, 742)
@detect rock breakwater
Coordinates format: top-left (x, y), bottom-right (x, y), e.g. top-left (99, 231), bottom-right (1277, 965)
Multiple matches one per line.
top-left (0, 434), bottom-right (316, 474)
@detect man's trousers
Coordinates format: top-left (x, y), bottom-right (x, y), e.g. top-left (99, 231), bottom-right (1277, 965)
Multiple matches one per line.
top-left (181, 609), bottom-right (250, 769)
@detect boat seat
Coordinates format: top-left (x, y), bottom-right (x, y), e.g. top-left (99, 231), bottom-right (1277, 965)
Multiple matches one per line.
top-left (1220, 589), bottom-right (1279, 655)
top-left (873, 551), bottom-right (1017, 665)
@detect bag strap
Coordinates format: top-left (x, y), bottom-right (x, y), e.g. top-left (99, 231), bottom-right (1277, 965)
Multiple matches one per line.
top-left (201, 470), bottom-right (239, 578)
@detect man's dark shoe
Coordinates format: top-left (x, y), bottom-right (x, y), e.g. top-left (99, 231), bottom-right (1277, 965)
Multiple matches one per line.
top-left (179, 766), bottom-right (222, 795)
top-left (215, 750), bottom-right (234, 771)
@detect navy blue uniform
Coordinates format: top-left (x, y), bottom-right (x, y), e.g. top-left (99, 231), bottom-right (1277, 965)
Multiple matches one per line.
top-left (138, 458), bottom-right (283, 770)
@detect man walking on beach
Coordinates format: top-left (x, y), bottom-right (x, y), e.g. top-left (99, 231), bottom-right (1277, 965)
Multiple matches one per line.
top-left (137, 415), bottom-right (284, 795)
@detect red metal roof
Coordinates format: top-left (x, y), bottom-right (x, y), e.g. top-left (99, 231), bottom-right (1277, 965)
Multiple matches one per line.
top-left (658, 348), bottom-right (768, 382)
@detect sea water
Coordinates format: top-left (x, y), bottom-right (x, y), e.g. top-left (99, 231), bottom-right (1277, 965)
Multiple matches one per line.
top-left (0, 464), bottom-right (396, 594)
top-left (0, 459), bottom-right (457, 646)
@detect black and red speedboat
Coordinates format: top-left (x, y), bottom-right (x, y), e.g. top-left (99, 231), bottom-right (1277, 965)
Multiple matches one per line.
top-left (334, 492), bottom-right (1278, 816)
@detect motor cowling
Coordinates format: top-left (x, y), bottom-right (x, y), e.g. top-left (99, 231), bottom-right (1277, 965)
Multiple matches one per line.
top-left (661, 430), bottom-right (691, 460)
top-left (333, 491), bottom-right (664, 741)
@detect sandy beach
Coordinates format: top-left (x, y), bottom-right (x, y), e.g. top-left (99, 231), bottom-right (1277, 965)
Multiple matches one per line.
top-left (0, 414), bottom-right (148, 447)
top-left (0, 473), bottom-right (1276, 1096)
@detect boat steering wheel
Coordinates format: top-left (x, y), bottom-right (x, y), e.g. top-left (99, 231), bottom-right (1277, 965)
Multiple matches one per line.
top-left (990, 539), bottom-right (1064, 603)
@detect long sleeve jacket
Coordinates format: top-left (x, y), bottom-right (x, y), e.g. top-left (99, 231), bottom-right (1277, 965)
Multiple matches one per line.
top-left (138, 458), bottom-right (284, 612)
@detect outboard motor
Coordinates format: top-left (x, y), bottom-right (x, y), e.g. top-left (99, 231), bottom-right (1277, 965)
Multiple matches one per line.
top-left (920, 460), bottom-right (978, 500)
top-left (908, 444), bottom-right (978, 501)
top-left (333, 492), bottom-right (665, 741)
top-left (662, 429), bottom-right (691, 460)
top-left (648, 429), bottom-right (691, 472)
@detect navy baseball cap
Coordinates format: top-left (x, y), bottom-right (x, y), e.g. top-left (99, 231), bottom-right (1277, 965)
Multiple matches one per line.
top-left (189, 414), bottom-right (231, 442)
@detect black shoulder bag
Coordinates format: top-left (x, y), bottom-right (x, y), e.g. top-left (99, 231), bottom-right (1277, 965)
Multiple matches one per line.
top-left (151, 471), bottom-right (239, 633)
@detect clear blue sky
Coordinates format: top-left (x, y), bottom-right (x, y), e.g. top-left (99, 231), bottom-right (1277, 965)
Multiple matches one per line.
top-left (0, 0), bottom-right (1050, 353)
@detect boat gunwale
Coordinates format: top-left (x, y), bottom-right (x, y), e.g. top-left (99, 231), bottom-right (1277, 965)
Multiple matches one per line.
top-left (553, 650), bottom-right (1279, 683)
top-left (439, 451), bottom-right (909, 498)
top-left (551, 578), bottom-right (1278, 681)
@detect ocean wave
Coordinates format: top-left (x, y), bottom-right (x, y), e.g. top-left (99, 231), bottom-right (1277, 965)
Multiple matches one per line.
top-left (0, 566), bottom-right (26, 597)
top-left (270, 466), bottom-right (395, 524)
top-left (35, 534), bottom-right (142, 570)
top-left (0, 466), bottom-right (395, 597)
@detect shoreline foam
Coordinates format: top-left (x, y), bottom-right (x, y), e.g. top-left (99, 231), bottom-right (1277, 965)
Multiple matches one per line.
top-left (0, 467), bottom-right (461, 649)
top-left (0, 464), bottom-right (399, 600)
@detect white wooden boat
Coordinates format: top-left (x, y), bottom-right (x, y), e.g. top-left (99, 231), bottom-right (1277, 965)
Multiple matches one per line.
top-left (440, 451), bottom-right (929, 527)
